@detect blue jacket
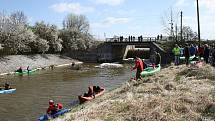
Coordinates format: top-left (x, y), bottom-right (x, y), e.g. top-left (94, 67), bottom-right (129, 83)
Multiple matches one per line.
top-left (189, 46), bottom-right (196, 56)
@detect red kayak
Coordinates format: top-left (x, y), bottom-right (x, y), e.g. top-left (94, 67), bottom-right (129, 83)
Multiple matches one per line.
top-left (78, 87), bottom-right (105, 103)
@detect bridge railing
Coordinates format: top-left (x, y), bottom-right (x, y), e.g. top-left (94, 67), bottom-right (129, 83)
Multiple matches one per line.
top-left (105, 37), bottom-right (157, 43)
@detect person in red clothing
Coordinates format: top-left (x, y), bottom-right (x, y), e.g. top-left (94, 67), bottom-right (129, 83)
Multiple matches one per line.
top-left (47, 100), bottom-right (63, 115)
top-left (131, 56), bottom-right (144, 80)
top-left (198, 45), bottom-right (204, 59)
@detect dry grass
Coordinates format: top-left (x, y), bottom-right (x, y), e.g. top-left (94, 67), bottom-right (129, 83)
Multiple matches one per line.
top-left (54, 64), bottom-right (215, 121)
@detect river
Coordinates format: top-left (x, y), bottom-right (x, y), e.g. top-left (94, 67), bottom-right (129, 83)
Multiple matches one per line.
top-left (0, 63), bottom-right (133, 121)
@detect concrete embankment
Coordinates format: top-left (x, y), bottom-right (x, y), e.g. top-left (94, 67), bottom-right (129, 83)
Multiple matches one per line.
top-left (0, 54), bottom-right (82, 75)
top-left (53, 64), bottom-right (215, 121)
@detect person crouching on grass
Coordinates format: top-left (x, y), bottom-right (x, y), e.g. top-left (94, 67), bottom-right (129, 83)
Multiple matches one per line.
top-left (131, 56), bottom-right (144, 80)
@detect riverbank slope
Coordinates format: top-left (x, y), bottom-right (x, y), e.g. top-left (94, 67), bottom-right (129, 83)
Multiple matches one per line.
top-left (0, 54), bottom-right (80, 75)
top-left (54, 64), bottom-right (215, 121)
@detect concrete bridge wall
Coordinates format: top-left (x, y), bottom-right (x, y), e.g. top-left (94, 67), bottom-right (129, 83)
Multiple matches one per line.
top-left (66, 41), bottom-right (170, 64)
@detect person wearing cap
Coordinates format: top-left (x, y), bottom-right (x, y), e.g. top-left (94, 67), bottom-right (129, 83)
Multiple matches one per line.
top-left (47, 100), bottom-right (63, 115)
top-left (131, 56), bottom-right (144, 80)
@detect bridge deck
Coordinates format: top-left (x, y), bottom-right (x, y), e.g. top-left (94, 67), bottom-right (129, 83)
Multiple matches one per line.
top-left (105, 41), bottom-right (154, 46)
top-left (106, 37), bottom-right (157, 43)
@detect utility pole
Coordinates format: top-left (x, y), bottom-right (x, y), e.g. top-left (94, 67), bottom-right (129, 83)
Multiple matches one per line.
top-left (196, 0), bottom-right (201, 46)
top-left (170, 9), bottom-right (174, 41)
top-left (180, 11), bottom-right (183, 42)
top-left (104, 33), bottom-right (106, 41)
top-left (175, 24), bottom-right (178, 42)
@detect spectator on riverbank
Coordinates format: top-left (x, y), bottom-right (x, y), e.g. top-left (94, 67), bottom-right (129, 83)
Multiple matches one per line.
top-left (189, 44), bottom-right (196, 56)
top-left (194, 44), bottom-right (198, 56)
top-left (180, 47), bottom-right (184, 56)
top-left (131, 56), bottom-right (144, 80)
top-left (198, 45), bottom-right (204, 59)
top-left (211, 45), bottom-right (215, 66)
top-left (204, 44), bottom-right (210, 64)
top-left (172, 44), bottom-right (180, 65)
top-left (155, 52), bottom-right (161, 65)
top-left (184, 43), bottom-right (190, 66)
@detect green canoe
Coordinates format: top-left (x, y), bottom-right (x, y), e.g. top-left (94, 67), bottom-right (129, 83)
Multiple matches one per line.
top-left (141, 64), bottom-right (161, 77)
top-left (15, 68), bottom-right (38, 75)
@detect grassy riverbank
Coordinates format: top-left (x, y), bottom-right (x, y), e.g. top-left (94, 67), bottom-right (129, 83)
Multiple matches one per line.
top-left (54, 64), bottom-right (215, 121)
top-left (0, 54), bottom-right (81, 75)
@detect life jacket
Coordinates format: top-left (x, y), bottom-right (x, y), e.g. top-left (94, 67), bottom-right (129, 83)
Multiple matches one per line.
top-left (47, 104), bottom-right (57, 114)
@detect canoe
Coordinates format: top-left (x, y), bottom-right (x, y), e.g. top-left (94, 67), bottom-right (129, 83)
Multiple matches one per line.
top-left (141, 64), bottom-right (161, 77)
top-left (15, 69), bottom-right (38, 75)
top-left (0, 88), bottom-right (16, 94)
top-left (78, 88), bottom-right (105, 103)
top-left (38, 109), bottom-right (70, 121)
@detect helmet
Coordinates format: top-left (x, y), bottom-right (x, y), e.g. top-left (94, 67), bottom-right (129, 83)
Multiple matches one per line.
top-left (49, 100), bottom-right (54, 105)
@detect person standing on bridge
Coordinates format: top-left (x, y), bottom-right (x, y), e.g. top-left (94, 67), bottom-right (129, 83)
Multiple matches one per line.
top-left (131, 56), bottom-right (144, 80)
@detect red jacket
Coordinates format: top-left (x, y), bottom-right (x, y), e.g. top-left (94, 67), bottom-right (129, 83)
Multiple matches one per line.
top-left (198, 47), bottom-right (204, 55)
top-left (47, 104), bottom-right (56, 114)
top-left (133, 58), bottom-right (144, 71)
top-left (46, 103), bottom-right (63, 114)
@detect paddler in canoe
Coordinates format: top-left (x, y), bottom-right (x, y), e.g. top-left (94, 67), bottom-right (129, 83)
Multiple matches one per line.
top-left (16, 67), bottom-right (23, 73)
top-left (26, 66), bottom-right (31, 72)
top-left (0, 83), bottom-right (12, 90)
top-left (79, 86), bottom-right (105, 103)
top-left (83, 86), bottom-right (95, 97)
top-left (46, 100), bottom-right (63, 115)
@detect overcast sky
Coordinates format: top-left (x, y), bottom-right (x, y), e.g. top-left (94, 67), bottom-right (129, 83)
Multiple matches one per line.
top-left (0, 0), bottom-right (215, 40)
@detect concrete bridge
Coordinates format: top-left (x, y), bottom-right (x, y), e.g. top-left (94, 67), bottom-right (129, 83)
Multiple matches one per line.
top-left (97, 39), bottom-right (170, 64)
top-left (66, 37), bottom-right (171, 64)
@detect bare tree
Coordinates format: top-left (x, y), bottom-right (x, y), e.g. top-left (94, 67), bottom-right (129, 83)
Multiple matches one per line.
top-left (63, 14), bottom-right (89, 33)
top-left (161, 8), bottom-right (180, 40)
top-left (181, 26), bottom-right (198, 41)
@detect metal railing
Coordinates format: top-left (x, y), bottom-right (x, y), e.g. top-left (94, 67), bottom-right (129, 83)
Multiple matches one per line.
top-left (105, 37), bottom-right (157, 43)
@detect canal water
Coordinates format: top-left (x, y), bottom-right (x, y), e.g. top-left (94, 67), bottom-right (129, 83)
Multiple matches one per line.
top-left (0, 63), bottom-right (133, 121)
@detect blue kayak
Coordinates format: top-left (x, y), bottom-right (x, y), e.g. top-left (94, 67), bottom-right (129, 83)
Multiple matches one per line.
top-left (0, 88), bottom-right (16, 94)
top-left (38, 109), bottom-right (70, 121)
